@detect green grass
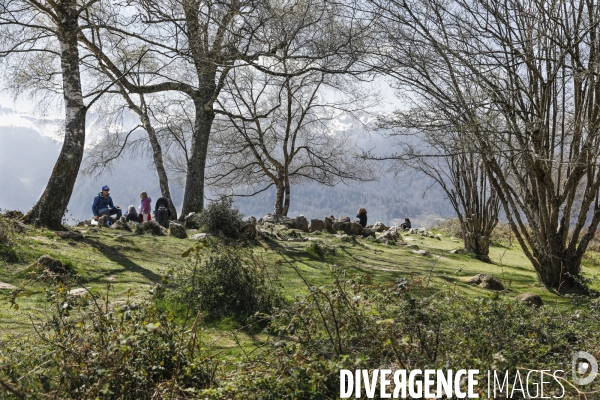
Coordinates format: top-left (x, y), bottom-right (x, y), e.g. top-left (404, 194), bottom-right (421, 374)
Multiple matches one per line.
top-left (1, 226), bottom-right (598, 339)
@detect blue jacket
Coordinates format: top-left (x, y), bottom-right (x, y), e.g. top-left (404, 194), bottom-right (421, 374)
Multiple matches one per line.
top-left (92, 192), bottom-right (115, 216)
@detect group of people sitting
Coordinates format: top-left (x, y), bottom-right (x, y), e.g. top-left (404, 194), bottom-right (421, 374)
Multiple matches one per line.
top-left (91, 185), bottom-right (171, 226)
top-left (92, 188), bottom-right (413, 231)
top-left (326, 208), bottom-right (412, 230)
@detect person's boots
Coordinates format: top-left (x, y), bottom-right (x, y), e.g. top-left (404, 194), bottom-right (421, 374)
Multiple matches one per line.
top-left (98, 215), bottom-right (108, 228)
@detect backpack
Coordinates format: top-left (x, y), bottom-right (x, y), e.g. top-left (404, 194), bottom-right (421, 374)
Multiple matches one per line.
top-left (156, 206), bottom-right (170, 228)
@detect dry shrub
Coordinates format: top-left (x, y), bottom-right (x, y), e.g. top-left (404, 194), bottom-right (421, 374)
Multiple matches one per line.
top-left (434, 218), bottom-right (515, 245)
top-left (489, 221), bottom-right (513, 243)
top-left (432, 218), bottom-right (463, 238)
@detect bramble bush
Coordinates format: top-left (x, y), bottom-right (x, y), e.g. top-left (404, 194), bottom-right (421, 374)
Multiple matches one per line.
top-left (305, 241), bottom-right (336, 260)
top-left (0, 214), bottom-right (20, 263)
top-left (1, 279), bottom-right (217, 399)
top-left (198, 266), bottom-right (600, 399)
top-left (166, 241), bottom-right (284, 321)
top-left (197, 196), bottom-right (245, 239)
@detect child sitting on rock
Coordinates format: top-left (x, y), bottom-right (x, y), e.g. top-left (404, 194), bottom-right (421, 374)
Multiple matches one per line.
top-left (139, 191), bottom-right (152, 222)
top-left (125, 205), bottom-right (138, 222)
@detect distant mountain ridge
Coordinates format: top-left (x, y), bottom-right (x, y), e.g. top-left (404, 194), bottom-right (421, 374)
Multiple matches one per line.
top-left (0, 106), bottom-right (455, 227)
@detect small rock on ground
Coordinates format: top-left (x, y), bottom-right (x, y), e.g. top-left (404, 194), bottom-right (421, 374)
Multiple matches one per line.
top-left (55, 231), bottom-right (84, 240)
top-left (516, 292), bottom-right (543, 307)
top-left (135, 220), bottom-right (167, 236)
top-left (0, 282), bottom-right (18, 290)
top-left (37, 255), bottom-right (73, 274)
top-left (190, 233), bottom-right (211, 240)
top-left (68, 287), bottom-right (91, 297)
top-left (169, 222), bottom-right (187, 239)
top-left (13, 221), bottom-right (30, 232)
top-left (466, 274), bottom-right (505, 291)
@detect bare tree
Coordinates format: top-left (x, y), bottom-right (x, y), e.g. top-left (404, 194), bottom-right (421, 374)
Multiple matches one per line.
top-left (80, 0), bottom-right (375, 219)
top-left (83, 81), bottom-right (180, 220)
top-left (367, 0), bottom-right (600, 291)
top-left (376, 112), bottom-right (501, 261)
top-left (209, 66), bottom-right (376, 216)
top-left (0, 0), bottom-right (102, 229)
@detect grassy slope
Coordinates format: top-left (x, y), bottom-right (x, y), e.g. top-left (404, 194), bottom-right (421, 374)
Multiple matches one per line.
top-left (1, 226), bottom-right (598, 343)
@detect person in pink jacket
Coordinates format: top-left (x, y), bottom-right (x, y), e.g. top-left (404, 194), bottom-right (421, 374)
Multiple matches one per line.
top-left (139, 191), bottom-right (152, 222)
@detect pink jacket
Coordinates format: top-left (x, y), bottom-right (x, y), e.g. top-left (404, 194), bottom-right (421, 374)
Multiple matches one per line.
top-left (139, 197), bottom-right (152, 214)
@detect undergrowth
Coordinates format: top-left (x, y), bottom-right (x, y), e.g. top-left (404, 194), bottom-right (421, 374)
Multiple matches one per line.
top-left (161, 240), bottom-right (284, 322)
top-left (3, 241), bottom-right (600, 398)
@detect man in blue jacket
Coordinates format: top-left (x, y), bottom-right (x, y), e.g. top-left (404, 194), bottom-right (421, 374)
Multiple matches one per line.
top-left (92, 185), bottom-right (122, 222)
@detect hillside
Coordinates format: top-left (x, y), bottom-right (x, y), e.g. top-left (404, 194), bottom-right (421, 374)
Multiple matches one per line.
top-left (1, 218), bottom-right (600, 398)
top-left (1, 221), bottom-right (595, 333)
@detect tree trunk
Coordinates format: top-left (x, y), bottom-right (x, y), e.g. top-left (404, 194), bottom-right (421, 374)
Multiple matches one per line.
top-left (274, 180), bottom-right (285, 215)
top-left (23, 1), bottom-right (85, 230)
top-left (463, 231), bottom-right (490, 262)
top-left (180, 100), bottom-right (214, 219)
top-left (534, 248), bottom-right (583, 291)
top-left (138, 103), bottom-right (178, 220)
top-left (282, 172), bottom-right (291, 216)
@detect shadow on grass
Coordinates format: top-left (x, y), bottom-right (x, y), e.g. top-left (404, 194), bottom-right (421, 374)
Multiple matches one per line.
top-left (261, 238), bottom-right (288, 253)
top-left (83, 237), bottom-right (162, 283)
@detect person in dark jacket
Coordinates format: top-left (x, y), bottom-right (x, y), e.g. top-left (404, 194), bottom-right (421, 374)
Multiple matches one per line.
top-left (356, 208), bottom-right (367, 227)
top-left (401, 217), bottom-right (411, 230)
top-left (92, 185), bottom-right (122, 221)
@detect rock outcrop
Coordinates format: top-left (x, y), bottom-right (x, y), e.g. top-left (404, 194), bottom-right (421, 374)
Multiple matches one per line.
top-left (376, 226), bottom-right (401, 241)
top-left (466, 274), bottom-right (505, 291)
top-left (244, 223), bottom-right (257, 238)
top-left (12, 220), bottom-right (30, 232)
top-left (516, 292), bottom-right (543, 307)
top-left (262, 214), bottom-right (295, 228)
top-left (190, 233), bottom-right (211, 241)
top-left (324, 217), bottom-right (334, 232)
top-left (184, 212), bottom-right (202, 229)
top-left (55, 230), bottom-right (84, 240)
top-left (135, 220), bottom-right (167, 236)
top-left (372, 222), bottom-right (389, 232)
top-left (169, 222), bottom-right (187, 239)
top-left (295, 215), bottom-right (309, 232)
top-left (110, 218), bottom-right (132, 231)
top-left (309, 219), bottom-right (324, 232)
top-left (35, 255), bottom-right (74, 281)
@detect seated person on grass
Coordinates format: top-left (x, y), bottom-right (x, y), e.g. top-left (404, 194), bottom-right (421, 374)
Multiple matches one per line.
top-left (92, 185), bottom-right (122, 222)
